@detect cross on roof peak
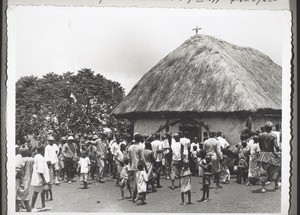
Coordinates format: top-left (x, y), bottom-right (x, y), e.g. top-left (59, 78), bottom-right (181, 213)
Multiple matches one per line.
top-left (192, 26), bottom-right (202, 35)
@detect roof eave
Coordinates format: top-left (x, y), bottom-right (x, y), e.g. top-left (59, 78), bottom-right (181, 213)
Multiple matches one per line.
top-left (111, 109), bottom-right (282, 120)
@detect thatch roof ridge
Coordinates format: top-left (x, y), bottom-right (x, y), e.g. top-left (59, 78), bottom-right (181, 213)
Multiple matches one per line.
top-left (112, 34), bottom-right (282, 116)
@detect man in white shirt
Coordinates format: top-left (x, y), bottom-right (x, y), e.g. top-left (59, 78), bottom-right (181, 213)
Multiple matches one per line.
top-left (110, 136), bottom-right (120, 179)
top-left (151, 133), bottom-right (163, 188)
top-left (216, 131), bottom-right (230, 151)
top-left (170, 134), bottom-right (183, 190)
top-left (44, 136), bottom-right (60, 185)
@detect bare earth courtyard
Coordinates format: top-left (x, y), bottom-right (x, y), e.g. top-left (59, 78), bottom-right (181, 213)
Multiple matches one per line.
top-left (28, 175), bottom-right (281, 213)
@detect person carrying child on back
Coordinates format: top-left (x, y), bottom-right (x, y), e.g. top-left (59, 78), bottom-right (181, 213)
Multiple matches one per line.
top-left (198, 154), bottom-right (213, 203)
top-left (77, 151), bottom-right (91, 189)
top-left (118, 158), bottom-right (132, 200)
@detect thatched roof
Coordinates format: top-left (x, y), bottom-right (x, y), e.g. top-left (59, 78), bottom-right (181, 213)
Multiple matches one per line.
top-left (112, 35), bottom-right (282, 118)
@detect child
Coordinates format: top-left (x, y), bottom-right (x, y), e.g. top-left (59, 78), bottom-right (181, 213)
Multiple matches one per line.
top-left (220, 155), bottom-right (230, 184)
top-left (135, 162), bottom-right (153, 205)
top-left (44, 161), bottom-right (53, 201)
top-left (77, 151), bottom-right (91, 189)
top-left (191, 145), bottom-right (198, 176)
top-left (180, 163), bottom-right (192, 206)
top-left (198, 155), bottom-right (212, 203)
top-left (237, 141), bottom-right (250, 184)
top-left (118, 159), bottom-right (132, 200)
top-left (198, 149), bottom-right (207, 178)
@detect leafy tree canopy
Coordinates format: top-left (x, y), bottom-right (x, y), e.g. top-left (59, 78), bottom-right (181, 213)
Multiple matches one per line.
top-left (16, 68), bottom-right (131, 143)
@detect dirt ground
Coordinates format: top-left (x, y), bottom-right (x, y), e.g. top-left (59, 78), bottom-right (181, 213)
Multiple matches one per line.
top-left (30, 174), bottom-right (281, 213)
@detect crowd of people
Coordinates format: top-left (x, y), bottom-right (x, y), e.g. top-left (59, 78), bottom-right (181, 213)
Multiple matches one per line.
top-left (15, 121), bottom-right (281, 212)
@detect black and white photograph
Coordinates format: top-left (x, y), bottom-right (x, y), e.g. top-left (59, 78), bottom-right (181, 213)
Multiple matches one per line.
top-left (6, 5), bottom-right (292, 214)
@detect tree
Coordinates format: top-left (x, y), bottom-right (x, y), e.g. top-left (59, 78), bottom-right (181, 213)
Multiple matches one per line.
top-left (16, 69), bottom-right (131, 143)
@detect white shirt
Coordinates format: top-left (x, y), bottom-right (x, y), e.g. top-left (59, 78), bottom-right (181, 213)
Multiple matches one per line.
top-left (16, 154), bottom-right (23, 170)
top-left (114, 149), bottom-right (124, 163)
top-left (44, 144), bottom-right (59, 164)
top-left (78, 157), bottom-right (91, 174)
top-left (162, 138), bottom-right (175, 155)
top-left (136, 170), bottom-right (148, 193)
top-left (139, 142), bottom-right (145, 150)
top-left (180, 137), bottom-right (191, 149)
top-left (180, 137), bottom-right (190, 163)
top-left (31, 154), bottom-right (50, 186)
top-left (217, 137), bottom-right (230, 149)
top-left (171, 141), bottom-right (182, 161)
top-left (111, 141), bottom-right (120, 156)
top-left (151, 140), bottom-right (163, 162)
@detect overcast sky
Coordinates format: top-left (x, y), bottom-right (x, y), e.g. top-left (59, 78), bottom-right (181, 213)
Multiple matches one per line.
top-left (11, 6), bottom-right (286, 94)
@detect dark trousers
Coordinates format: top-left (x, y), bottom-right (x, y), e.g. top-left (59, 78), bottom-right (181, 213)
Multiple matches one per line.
top-left (90, 162), bottom-right (97, 179)
top-left (190, 158), bottom-right (198, 176)
top-left (64, 159), bottom-right (74, 181)
top-left (164, 153), bottom-right (172, 177)
top-left (155, 162), bottom-right (162, 186)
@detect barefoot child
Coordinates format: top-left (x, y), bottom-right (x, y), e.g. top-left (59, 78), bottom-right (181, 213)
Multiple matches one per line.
top-left (135, 162), bottom-right (153, 205)
top-left (118, 159), bottom-right (132, 200)
top-left (180, 163), bottom-right (192, 206)
top-left (77, 151), bottom-right (91, 189)
top-left (220, 155), bottom-right (230, 184)
top-left (191, 145), bottom-right (198, 176)
top-left (198, 155), bottom-right (212, 203)
top-left (237, 141), bottom-right (250, 184)
top-left (44, 161), bottom-right (53, 201)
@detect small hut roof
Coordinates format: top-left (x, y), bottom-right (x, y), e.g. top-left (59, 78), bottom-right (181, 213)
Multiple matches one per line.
top-left (112, 35), bottom-right (282, 117)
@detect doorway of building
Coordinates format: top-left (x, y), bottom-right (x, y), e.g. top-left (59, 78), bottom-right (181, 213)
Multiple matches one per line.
top-left (179, 126), bottom-right (202, 141)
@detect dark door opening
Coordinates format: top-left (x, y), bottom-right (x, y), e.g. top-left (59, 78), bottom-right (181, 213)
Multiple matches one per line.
top-left (179, 126), bottom-right (202, 141)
